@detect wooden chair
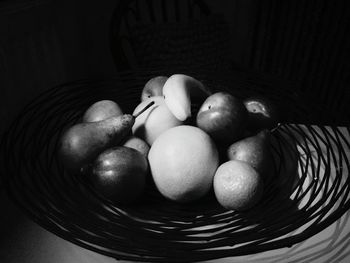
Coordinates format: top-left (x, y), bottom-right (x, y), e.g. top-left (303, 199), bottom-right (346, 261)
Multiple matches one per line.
top-left (108, 0), bottom-right (326, 125)
top-left (109, 0), bottom-right (232, 71)
top-left (248, 0), bottom-right (350, 125)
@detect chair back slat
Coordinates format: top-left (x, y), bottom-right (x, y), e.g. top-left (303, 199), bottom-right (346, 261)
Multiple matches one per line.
top-left (249, 0), bottom-right (350, 125)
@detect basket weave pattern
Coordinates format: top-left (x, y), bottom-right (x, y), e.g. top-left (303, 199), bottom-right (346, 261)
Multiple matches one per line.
top-left (1, 70), bottom-right (350, 262)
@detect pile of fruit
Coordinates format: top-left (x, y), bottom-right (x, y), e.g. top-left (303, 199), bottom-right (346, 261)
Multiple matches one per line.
top-left (59, 74), bottom-right (279, 211)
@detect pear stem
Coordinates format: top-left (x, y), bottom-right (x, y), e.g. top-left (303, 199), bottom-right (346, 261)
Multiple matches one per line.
top-left (133, 100), bottom-right (155, 118)
top-left (271, 122), bottom-right (282, 133)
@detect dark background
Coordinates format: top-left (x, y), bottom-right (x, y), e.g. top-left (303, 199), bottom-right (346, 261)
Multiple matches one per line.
top-left (1, 0), bottom-right (349, 136)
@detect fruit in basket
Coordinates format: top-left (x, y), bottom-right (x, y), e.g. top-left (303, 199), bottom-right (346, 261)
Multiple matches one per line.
top-left (244, 96), bottom-right (279, 132)
top-left (82, 100), bottom-right (123, 122)
top-left (226, 129), bottom-right (272, 178)
top-left (148, 125), bottom-right (219, 203)
top-left (90, 146), bottom-right (148, 204)
top-left (196, 92), bottom-right (248, 145)
top-left (122, 135), bottom-right (150, 158)
top-left (163, 74), bottom-right (211, 121)
top-left (59, 114), bottom-right (135, 173)
top-left (132, 96), bottom-right (182, 145)
top-left (213, 160), bottom-right (264, 211)
top-left (141, 76), bottom-right (168, 101)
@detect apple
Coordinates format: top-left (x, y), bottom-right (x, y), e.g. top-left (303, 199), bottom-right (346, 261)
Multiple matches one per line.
top-left (196, 92), bottom-right (248, 145)
top-left (243, 96), bottom-right (279, 133)
top-left (90, 146), bottom-right (148, 204)
top-left (141, 76), bottom-right (168, 101)
top-left (122, 135), bottom-right (150, 158)
top-left (132, 96), bottom-right (183, 145)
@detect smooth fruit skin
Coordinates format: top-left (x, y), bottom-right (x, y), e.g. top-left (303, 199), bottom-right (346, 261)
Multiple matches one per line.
top-left (122, 135), bottom-right (150, 158)
top-left (141, 76), bottom-right (168, 101)
top-left (132, 97), bottom-right (183, 145)
top-left (226, 129), bottom-right (272, 179)
top-left (244, 96), bottom-right (279, 132)
top-left (91, 146), bottom-right (148, 204)
top-left (214, 160), bottom-right (264, 211)
top-left (196, 92), bottom-right (248, 145)
top-left (148, 125), bottom-right (219, 203)
top-left (59, 114), bottom-right (134, 173)
top-left (163, 74), bottom-right (211, 121)
top-left (82, 100), bottom-right (123, 122)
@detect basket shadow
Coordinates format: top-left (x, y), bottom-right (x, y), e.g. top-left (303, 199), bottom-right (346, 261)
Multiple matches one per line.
top-left (234, 128), bottom-right (306, 242)
top-left (127, 127), bottom-right (303, 225)
top-left (78, 124), bottom-right (307, 253)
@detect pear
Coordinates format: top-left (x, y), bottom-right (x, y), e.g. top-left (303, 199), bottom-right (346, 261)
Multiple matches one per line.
top-left (226, 129), bottom-right (272, 179)
top-left (59, 101), bottom-right (154, 174)
top-left (59, 114), bottom-right (135, 173)
top-left (244, 96), bottom-right (279, 133)
top-left (82, 100), bottom-right (123, 122)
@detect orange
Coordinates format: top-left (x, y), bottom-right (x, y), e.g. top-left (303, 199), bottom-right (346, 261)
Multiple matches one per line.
top-left (213, 160), bottom-right (264, 211)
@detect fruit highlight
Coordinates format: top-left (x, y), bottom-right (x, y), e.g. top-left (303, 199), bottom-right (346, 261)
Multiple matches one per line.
top-left (59, 74), bottom-right (280, 209)
top-left (163, 74), bottom-right (211, 121)
top-left (148, 125), bottom-right (219, 203)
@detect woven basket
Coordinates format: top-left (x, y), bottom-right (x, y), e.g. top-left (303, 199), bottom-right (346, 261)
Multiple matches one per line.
top-left (1, 69), bottom-right (350, 262)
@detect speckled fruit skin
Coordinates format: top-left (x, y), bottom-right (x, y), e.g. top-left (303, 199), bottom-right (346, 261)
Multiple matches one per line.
top-left (226, 129), bottom-right (273, 180)
top-left (213, 160), bottom-right (264, 211)
top-left (59, 114), bottom-right (134, 174)
top-left (90, 146), bottom-right (148, 204)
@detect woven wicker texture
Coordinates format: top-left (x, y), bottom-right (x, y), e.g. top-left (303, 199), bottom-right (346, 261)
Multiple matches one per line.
top-left (1, 69), bottom-right (350, 262)
top-left (110, 0), bottom-right (232, 71)
top-left (128, 15), bottom-right (231, 70)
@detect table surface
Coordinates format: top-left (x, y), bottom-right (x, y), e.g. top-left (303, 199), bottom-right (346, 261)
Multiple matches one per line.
top-left (1, 125), bottom-right (350, 263)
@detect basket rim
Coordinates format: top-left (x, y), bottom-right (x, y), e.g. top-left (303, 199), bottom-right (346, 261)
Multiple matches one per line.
top-left (1, 73), bottom-right (350, 262)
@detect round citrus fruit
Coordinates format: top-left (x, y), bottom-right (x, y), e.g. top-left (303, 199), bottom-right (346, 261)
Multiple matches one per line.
top-left (213, 160), bottom-right (264, 211)
top-left (148, 125), bottom-right (219, 203)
